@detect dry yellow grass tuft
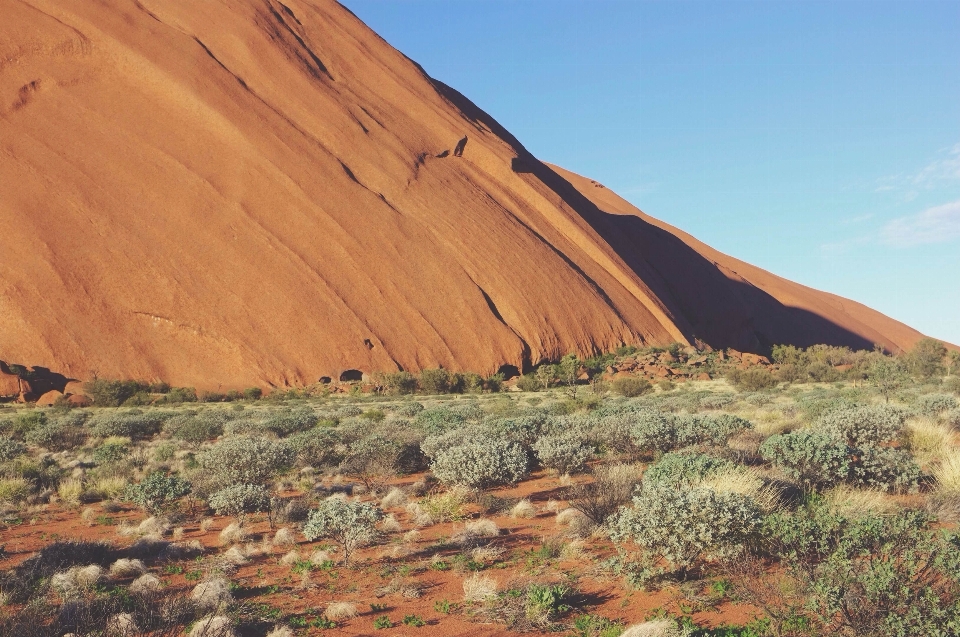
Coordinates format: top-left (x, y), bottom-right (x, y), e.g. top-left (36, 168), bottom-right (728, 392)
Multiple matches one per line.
top-left (824, 486), bottom-right (898, 517)
top-left (907, 417), bottom-right (953, 465)
top-left (462, 573), bottom-right (498, 602)
top-left (323, 601), bottom-right (358, 620)
top-left (934, 450), bottom-right (960, 494)
top-left (695, 467), bottom-right (782, 512)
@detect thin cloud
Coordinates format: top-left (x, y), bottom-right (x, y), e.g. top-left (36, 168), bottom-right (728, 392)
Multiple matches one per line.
top-left (910, 142), bottom-right (960, 187)
top-left (880, 199), bottom-right (960, 247)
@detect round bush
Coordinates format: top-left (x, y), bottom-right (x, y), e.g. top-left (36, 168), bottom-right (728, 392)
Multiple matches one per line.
top-left (87, 411), bottom-right (169, 440)
top-left (915, 394), bottom-right (959, 417)
top-left (629, 410), bottom-right (678, 454)
top-left (164, 413), bottom-right (227, 445)
top-left (394, 402), bottom-right (424, 418)
top-left (609, 483), bottom-right (761, 575)
top-left (643, 452), bottom-right (735, 489)
top-left (675, 413), bottom-right (753, 447)
top-left (196, 437), bottom-right (294, 492)
top-left (430, 438), bottom-right (529, 489)
top-left (287, 427), bottom-right (343, 467)
top-left (24, 414), bottom-right (87, 451)
top-left (818, 405), bottom-right (906, 448)
top-left (261, 407), bottom-right (318, 436)
top-left (208, 484), bottom-right (270, 522)
top-left (93, 441), bottom-right (129, 465)
top-left (611, 376), bottom-right (653, 398)
top-left (0, 436), bottom-right (26, 462)
top-left (852, 447), bottom-right (922, 493)
top-left (303, 497), bottom-right (382, 564)
top-left (124, 472), bottom-right (191, 515)
top-left (533, 433), bottom-right (593, 474)
top-left (760, 430), bottom-right (852, 490)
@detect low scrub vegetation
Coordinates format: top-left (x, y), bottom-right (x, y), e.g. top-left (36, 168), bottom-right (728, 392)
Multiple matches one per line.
top-left (0, 338), bottom-right (958, 636)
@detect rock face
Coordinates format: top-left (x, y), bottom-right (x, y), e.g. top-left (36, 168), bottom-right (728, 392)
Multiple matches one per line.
top-left (0, 0), bottom-right (938, 389)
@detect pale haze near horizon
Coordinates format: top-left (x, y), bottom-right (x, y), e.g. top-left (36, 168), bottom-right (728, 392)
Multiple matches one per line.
top-left (343, 0), bottom-right (960, 348)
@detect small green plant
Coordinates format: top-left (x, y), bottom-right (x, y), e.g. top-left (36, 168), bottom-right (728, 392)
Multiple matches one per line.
top-left (373, 615), bottom-right (392, 629)
top-left (311, 617), bottom-right (337, 629)
top-left (402, 614), bottom-right (426, 627)
top-left (434, 599), bottom-right (455, 614)
top-left (124, 472), bottom-right (191, 515)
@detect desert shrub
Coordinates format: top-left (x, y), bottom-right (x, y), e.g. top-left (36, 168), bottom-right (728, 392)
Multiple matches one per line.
top-left (10, 410), bottom-right (46, 436)
top-left (643, 452), bottom-right (735, 489)
top-left (287, 427), bottom-right (343, 467)
top-left (818, 405), bottom-right (906, 447)
top-left (675, 413), bottom-right (752, 447)
top-left (906, 338), bottom-right (948, 379)
top-left (87, 411), bottom-right (168, 440)
top-left (394, 402), bottom-right (424, 417)
top-left (533, 433), bottom-right (593, 474)
top-left (760, 431), bottom-right (852, 490)
top-left (612, 377), bottom-right (653, 398)
top-left (93, 441), bottom-right (129, 465)
top-left (414, 407), bottom-right (467, 435)
top-left (24, 415), bottom-right (87, 451)
top-left (915, 393), bottom-right (959, 417)
top-left (851, 446), bottom-right (922, 493)
top-left (12, 456), bottom-right (64, 491)
top-left (628, 409), bottom-right (679, 455)
top-left (419, 368), bottom-right (453, 394)
top-left (83, 379), bottom-right (150, 407)
top-left (566, 463), bottom-right (639, 525)
top-left (516, 374), bottom-right (541, 392)
top-left (124, 472), bottom-right (191, 515)
top-left (430, 438), bottom-right (529, 489)
top-left (164, 413), bottom-right (227, 445)
top-left (762, 505), bottom-right (960, 635)
top-left (487, 413), bottom-right (551, 446)
top-left (696, 392), bottom-right (737, 410)
top-left (944, 376), bottom-right (960, 395)
top-left (261, 407), bottom-right (317, 436)
top-left (303, 497), bottom-right (383, 564)
top-left (726, 367), bottom-right (778, 392)
top-left (208, 484), bottom-right (270, 524)
top-left (946, 408), bottom-right (960, 429)
top-left (0, 435), bottom-right (26, 462)
top-left (157, 386), bottom-right (198, 404)
top-left (610, 483), bottom-right (761, 578)
top-left (195, 437), bottom-right (294, 493)
top-left (339, 436), bottom-right (402, 490)
top-left (381, 371), bottom-right (417, 395)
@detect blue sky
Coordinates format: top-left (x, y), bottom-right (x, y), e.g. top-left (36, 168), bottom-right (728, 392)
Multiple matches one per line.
top-left (343, 0), bottom-right (960, 347)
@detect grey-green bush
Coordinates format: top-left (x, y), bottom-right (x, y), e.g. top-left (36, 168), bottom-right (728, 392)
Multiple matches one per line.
top-left (818, 405), bottom-right (906, 447)
top-left (287, 427), bottom-right (343, 467)
top-left (533, 433), bottom-right (593, 474)
top-left (87, 411), bottom-right (168, 440)
top-left (430, 438), bottom-right (529, 489)
top-left (609, 483), bottom-right (761, 577)
top-left (915, 394), bottom-right (959, 417)
top-left (0, 436), bottom-right (26, 462)
top-left (643, 452), bottom-right (735, 489)
top-left (675, 413), bottom-right (752, 447)
top-left (628, 410), bottom-right (678, 455)
top-left (124, 472), bottom-right (191, 515)
top-left (208, 484), bottom-right (270, 523)
top-left (851, 447), bottom-right (922, 493)
top-left (760, 430), bottom-right (852, 490)
top-left (195, 437), bottom-right (294, 493)
top-left (303, 497), bottom-right (383, 564)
